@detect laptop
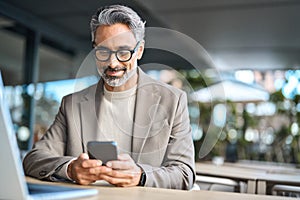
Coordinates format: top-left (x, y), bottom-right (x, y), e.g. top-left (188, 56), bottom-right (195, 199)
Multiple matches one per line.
top-left (0, 72), bottom-right (98, 200)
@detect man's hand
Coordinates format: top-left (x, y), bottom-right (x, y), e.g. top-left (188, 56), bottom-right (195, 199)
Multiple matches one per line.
top-left (67, 153), bottom-right (110, 185)
top-left (99, 154), bottom-right (142, 187)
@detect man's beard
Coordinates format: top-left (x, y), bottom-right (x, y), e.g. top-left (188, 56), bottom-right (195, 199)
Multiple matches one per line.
top-left (97, 66), bottom-right (137, 87)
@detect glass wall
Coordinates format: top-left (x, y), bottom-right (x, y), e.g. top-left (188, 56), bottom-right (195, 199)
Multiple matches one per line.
top-left (4, 67), bottom-right (300, 164)
top-left (4, 76), bottom-right (98, 152)
top-left (142, 68), bottom-right (300, 164)
top-left (187, 69), bottom-right (300, 164)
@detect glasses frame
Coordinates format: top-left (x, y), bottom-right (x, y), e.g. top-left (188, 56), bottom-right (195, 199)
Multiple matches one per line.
top-left (94, 41), bottom-right (140, 62)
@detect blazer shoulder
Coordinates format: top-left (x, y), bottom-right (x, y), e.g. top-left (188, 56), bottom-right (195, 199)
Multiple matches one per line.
top-left (145, 76), bottom-right (186, 99)
top-left (139, 69), bottom-right (186, 98)
top-left (62, 82), bottom-right (99, 103)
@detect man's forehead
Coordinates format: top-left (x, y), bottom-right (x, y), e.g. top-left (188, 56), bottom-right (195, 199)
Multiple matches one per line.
top-left (95, 38), bottom-right (136, 49)
top-left (96, 43), bottom-right (133, 49)
top-left (95, 24), bottom-right (136, 44)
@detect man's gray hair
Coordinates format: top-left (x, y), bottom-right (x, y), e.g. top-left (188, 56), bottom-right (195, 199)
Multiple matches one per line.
top-left (90, 5), bottom-right (145, 44)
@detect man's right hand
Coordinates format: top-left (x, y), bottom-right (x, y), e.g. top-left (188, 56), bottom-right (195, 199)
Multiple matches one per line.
top-left (67, 153), bottom-right (111, 185)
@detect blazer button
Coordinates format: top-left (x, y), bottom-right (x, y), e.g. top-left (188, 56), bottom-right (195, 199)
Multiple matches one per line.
top-left (39, 170), bottom-right (47, 177)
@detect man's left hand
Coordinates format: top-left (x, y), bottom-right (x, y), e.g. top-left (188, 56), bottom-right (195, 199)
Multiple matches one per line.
top-left (99, 154), bottom-right (142, 187)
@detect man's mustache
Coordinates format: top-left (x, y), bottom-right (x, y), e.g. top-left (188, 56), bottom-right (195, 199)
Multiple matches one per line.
top-left (103, 66), bottom-right (127, 73)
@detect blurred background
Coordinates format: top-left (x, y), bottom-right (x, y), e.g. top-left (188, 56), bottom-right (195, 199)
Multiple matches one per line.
top-left (1, 0), bottom-right (300, 166)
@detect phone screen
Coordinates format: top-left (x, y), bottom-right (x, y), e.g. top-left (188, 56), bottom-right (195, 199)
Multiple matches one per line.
top-left (87, 141), bottom-right (118, 165)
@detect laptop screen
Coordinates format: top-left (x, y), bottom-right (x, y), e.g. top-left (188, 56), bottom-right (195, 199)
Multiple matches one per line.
top-left (0, 71), bottom-right (29, 199)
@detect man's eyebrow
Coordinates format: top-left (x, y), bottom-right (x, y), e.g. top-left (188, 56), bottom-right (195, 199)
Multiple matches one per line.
top-left (95, 44), bottom-right (132, 50)
top-left (118, 45), bottom-right (131, 49)
top-left (95, 45), bottom-right (109, 50)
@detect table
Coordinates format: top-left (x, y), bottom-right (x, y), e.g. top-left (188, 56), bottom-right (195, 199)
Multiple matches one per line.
top-left (222, 161), bottom-right (300, 194)
top-left (26, 177), bottom-right (294, 200)
top-left (196, 162), bottom-right (300, 195)
top-left (228, 160), bottom-right (299, 174)
top-left (195, 162), bottom-right (262, 193)
top-left (256, 172), bottom-right (300, 195)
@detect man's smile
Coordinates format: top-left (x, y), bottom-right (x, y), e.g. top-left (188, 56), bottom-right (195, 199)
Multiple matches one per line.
top-left (104, 67), bottom-right (127, 77)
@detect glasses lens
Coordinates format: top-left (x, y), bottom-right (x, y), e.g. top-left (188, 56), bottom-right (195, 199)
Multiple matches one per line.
top-left (117, 50), bottom-right (131, 62)
top-left (95, 49), bottom-right (110, 61)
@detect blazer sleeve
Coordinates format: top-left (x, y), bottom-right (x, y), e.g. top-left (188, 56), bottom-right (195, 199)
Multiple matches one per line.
top-left (138, 92), bottom-right (195, 190)
top-left (22, 96), bottom-right (75, 181)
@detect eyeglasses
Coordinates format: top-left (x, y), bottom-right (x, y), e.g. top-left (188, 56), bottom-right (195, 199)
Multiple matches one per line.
top-left (94, 42), bottom-right (140, 62)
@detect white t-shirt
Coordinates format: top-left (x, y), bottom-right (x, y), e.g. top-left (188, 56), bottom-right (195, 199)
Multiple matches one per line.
top-left (98, 85), bottom-right (137, 154)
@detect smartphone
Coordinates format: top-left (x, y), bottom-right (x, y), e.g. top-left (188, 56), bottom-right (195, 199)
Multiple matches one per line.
top-left (87, 141), bottom-right (118, 165)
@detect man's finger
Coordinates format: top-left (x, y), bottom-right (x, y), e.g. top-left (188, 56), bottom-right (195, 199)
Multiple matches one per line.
top-left (106, 160), bottom-right (131, 170)
top-left (88, 165), bottom-right (112, 175)
top-left (82, 159), bottom-right (102, 168)
top-left (101, 168), bottom-right (135, 179)
top-left (117, 154), bottom-right (131, 161)
top-left (80, 153), bottom-right (89, 160)
top-left (99, 174), bottom-right (131, 185)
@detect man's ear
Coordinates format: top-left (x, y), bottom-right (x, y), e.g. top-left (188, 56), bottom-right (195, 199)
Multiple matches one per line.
top-left (137, 40), bottom-right (145, 60)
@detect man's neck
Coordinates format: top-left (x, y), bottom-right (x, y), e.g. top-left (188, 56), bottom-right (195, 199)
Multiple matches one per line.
top-left (104, 73), bottom-right (138, 92)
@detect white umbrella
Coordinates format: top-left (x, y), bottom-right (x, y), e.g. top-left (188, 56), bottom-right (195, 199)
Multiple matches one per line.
top-left (190, 80), bottom-right (269, 103)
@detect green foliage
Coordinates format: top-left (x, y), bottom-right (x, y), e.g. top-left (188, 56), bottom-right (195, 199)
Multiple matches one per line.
top-left (186, 69), bottom-right (300, 164)
top-left (270, 90), bottom-right (285, 102)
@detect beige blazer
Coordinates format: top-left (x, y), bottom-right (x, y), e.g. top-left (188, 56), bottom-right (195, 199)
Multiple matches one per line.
top-left (23, 68), bottom-right (195, 190)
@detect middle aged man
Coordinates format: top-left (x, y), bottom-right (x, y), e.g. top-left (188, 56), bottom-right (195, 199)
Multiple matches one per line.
top-left (23, 5), bottom-right (195, 190)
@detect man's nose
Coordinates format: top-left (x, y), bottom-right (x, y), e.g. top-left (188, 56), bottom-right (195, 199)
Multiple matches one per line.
top-left (108, 53), bottom-right (119, 68)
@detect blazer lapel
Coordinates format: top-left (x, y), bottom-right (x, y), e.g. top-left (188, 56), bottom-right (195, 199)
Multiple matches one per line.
top-left (79, 81), bottom-right (104, 152)
top-left (132, 70), bottom-right (161, 162)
